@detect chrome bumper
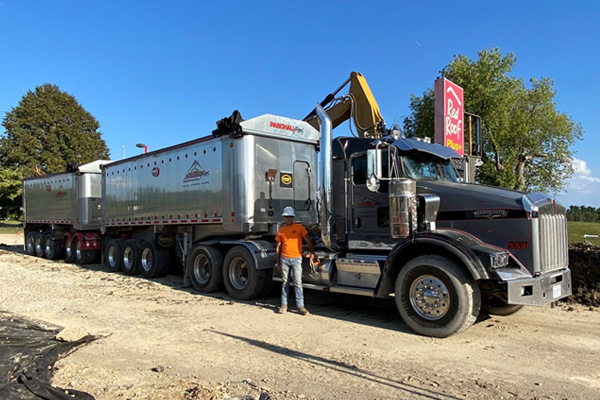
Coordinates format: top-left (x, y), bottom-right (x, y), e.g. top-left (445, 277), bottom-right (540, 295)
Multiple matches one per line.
top-left (505, 269), bottom-right (572, 306)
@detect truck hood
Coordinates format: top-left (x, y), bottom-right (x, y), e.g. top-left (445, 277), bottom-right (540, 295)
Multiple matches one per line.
top-left (417, 181), bottom-right (527, 214)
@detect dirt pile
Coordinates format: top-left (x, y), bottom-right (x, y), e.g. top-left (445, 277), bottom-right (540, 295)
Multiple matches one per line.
top-left (566, 242), bottom-right (600, 307)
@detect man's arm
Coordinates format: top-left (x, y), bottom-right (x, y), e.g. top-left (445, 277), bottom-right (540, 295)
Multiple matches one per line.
top-left (276, 241), bottom-right (282, 273)
top-left (303, 234), bottom-right (319, 263)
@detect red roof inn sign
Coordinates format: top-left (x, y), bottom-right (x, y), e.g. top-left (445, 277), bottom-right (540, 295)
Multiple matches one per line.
top-left (434, 78), bottom-right (464, 157)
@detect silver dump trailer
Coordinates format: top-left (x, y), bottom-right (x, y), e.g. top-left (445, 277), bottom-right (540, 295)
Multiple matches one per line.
top-left (100, 114), bottom-right (320, 297)
top-left (22, 160), bottom-right (107, 262)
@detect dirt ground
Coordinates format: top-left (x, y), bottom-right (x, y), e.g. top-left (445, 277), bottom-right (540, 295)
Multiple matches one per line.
top-left (1, 232), bottom-right (600, 400)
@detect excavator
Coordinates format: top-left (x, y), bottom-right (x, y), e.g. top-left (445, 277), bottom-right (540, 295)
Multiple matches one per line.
top-left (303, 71), bottom-right (387, 138)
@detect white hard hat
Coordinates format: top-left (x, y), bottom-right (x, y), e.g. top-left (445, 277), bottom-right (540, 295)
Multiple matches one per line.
top-left (282, 206), bottom-right (295, 217)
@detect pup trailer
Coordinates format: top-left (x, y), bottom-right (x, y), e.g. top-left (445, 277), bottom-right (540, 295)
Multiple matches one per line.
top-left (22, 74), bottom-right (572, 337)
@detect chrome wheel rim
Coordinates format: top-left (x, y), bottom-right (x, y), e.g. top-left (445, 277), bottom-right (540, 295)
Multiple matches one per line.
top-left (409, 275), bottom-right (449, 320)
top-left (108, 245), bottom-right (118, 267)
top-left (228, 257), bottom-right (248, 290)
top-left (193, 253), bottom-right (210, 284)
top-left (141, 248), bottom-right (153, 272)
top-left (123, 247), bottom-right (134, 269)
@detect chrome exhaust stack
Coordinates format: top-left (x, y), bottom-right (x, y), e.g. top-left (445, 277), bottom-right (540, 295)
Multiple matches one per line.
top-left (316, 104), bottom-right (337, 250)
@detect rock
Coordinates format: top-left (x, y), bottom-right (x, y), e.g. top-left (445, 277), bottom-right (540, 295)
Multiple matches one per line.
top-left (151, 365), bottom-right (165, 373)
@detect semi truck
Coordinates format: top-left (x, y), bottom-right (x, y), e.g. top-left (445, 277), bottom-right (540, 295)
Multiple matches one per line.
top-left (22, 73), bottom-right (572, 337)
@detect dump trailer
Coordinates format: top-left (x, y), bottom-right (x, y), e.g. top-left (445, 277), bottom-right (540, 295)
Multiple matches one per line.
top-left (22, 94), bottom-right (572, 338)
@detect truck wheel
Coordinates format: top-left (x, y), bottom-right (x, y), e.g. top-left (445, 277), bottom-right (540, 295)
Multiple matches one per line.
top-left (223, 246), bottom-right (266, 300)
top-left (187, 245), bottom-right (223, 292)
top-left (481, 301), bottom-right (523, 316)
top-left (26, 232), bottom-right (36, 255)
top-left (44, 234), bottom-right (63, 260)
top-left (140, 240), bottom-right (170, 278)
top-left (121, 240), bottom-right (141, 275)
top-left (34, 232), bottom-right (45, 258)
top-left (64, 236), bottom-right (75, 263)
top-left (74, 237), bottom-right (97, 265)
top-left (395, 255), bottom-right (480, 338)
top-left (105, 239), bottom-right (124, 272)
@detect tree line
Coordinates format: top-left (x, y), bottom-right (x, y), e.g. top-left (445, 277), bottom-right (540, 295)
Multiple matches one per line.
top-left (567, 206), bottom-right (600, 223)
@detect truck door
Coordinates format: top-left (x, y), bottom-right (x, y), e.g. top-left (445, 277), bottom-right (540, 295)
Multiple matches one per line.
top-left (348, 153), bottom-right (392, 246)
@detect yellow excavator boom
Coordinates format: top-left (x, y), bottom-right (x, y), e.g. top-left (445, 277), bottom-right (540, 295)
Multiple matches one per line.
top-left (304, 72), bottom-right (385, 138)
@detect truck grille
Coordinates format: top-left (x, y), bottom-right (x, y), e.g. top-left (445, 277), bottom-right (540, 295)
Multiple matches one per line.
top-left (539, 213), bottom-right (568, 274)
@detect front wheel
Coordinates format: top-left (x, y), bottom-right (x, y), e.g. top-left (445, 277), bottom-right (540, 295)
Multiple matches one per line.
top-left (105, 239), bottom-right (124, 272)
top-left (223, 246), bottom-right (266, 300)
top-left (25, 232), bottom-right (36, 255)
top-left (395, 255), bottom-right (480, 338)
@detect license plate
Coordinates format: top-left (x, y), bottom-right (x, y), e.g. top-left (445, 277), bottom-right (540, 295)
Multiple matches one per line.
top-left (553, 284), bottom-right (562, 299)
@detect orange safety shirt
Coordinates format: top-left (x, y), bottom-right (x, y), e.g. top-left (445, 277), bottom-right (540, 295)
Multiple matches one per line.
top-left (275, 223), bottom-right (308, 258)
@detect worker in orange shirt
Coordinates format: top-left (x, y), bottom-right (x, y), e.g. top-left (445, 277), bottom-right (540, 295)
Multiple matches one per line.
top-left (276, 206), bottom-right (318, 315)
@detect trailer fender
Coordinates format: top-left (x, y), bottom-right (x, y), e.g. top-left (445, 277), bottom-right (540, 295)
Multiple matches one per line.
top-left (63, 232), bottom-right (102, 251)
top-left (376, 230), bottom-right (500, 298)
top-left (200, 239), bottom-right (277, 270)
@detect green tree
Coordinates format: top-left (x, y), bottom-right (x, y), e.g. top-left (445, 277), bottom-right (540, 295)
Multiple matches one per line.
top-left (1, 83), bottom-right (110, 174)
top-left (0, 84), bottom-right (110, 218)
top-left (0, 167), bottom-right (23, 219)
top-left (403, 48), bottom-right (583, 193)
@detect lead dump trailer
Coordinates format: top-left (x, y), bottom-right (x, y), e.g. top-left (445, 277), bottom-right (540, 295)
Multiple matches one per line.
top-left (22, 160), bottom-right (107, 263)
top-left (100, 113), bottom-right (320, 298)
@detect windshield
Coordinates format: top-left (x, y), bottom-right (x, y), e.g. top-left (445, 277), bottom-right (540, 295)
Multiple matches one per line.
top-left (401, 154), bottom-right (459, 182)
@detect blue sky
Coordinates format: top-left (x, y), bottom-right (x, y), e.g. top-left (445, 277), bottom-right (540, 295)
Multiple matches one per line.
top-left (1, 1), bottom-right (599, 208)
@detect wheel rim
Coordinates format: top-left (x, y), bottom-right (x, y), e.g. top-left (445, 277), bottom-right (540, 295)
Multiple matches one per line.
top-left (409, 275), bottom-right (449, 320)
top-left (193, 253), bottom-right (210, 284)
top-left (27, 235), bottom-right (35, 253)
top-left (228, 257), bottom-right (249, 290)
top-left (44, 238), bottom-right (52, 257)
top-left (123, 247), bottom-right (134, 269)
top-left (108, 245), bottom-right (118, 267)
top-left (76, 240), bottom-right (82, 261)
top-left (35, 236), bottom-right (42, 255)
top-left (66, 239), bottom-right (73, 259)
top-left (141, 248), bottom-right (153, 272)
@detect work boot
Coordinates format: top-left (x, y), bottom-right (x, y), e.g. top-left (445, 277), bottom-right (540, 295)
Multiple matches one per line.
top-left (278, 305), bottom-right (287, 314)
top-left (297, 307), bottom-right (310, 316)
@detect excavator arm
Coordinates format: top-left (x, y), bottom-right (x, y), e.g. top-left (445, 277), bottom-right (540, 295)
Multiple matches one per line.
top-left (304, 72), bottom-right (385, 138)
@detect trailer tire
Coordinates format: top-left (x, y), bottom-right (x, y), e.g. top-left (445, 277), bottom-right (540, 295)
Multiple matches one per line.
top-left (44, 234), bottom-right (63, 260)
top-left (105, 239), bottom-right (124, 272)
top-left (140, 240), bottom-right (170, 278)
top-left (223, 246), bottom-right (266, 300)
top-left (34, 232), bottom-right (45, 258)
top-left (65, 236), bottom-right (76, 263)
top-left (395, 255), bottom-right (480, 338)
top-left (26, 232), bottom-right (36, 256)
top-left (481, 302), bottom-right (523, 316)
top-left (187, 245), bottom-right (223, 293)
top-left (121, 240), bottom-right (141, 275)
top-left (74, 237), bottom-right (97, 265)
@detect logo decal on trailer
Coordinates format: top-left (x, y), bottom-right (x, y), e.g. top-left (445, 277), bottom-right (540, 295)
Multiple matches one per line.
top-left (152, 167), bottom-right (160, 177)
top-left (183, 160), bottom-right (210, 187)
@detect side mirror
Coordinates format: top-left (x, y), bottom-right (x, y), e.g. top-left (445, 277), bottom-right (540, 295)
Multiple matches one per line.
top-left (367, 148), bottom-right (382, 192)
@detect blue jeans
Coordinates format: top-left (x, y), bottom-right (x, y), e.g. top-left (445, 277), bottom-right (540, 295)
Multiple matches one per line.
top-left (280, 257), bottom-right (304, 308)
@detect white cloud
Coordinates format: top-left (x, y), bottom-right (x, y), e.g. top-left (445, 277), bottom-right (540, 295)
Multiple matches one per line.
top-left (555, 158), bottom-right (600, 208)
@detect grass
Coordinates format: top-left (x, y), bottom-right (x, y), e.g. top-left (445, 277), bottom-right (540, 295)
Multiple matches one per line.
top-left (0, 220), bottom-right (23, 234)
top-left (568, 221), bottom-right (600, 246)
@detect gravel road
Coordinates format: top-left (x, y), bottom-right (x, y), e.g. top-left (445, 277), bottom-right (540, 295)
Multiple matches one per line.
top-left (1, 232), bottom-right (599, 400)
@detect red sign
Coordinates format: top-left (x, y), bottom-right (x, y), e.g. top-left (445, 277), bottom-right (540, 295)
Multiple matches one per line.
top-left (434, 78), bottom-right (464, 156)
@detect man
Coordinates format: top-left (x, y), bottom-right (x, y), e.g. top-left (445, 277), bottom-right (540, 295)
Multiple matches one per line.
top-left (276, 206), bottom-right (318, 315)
